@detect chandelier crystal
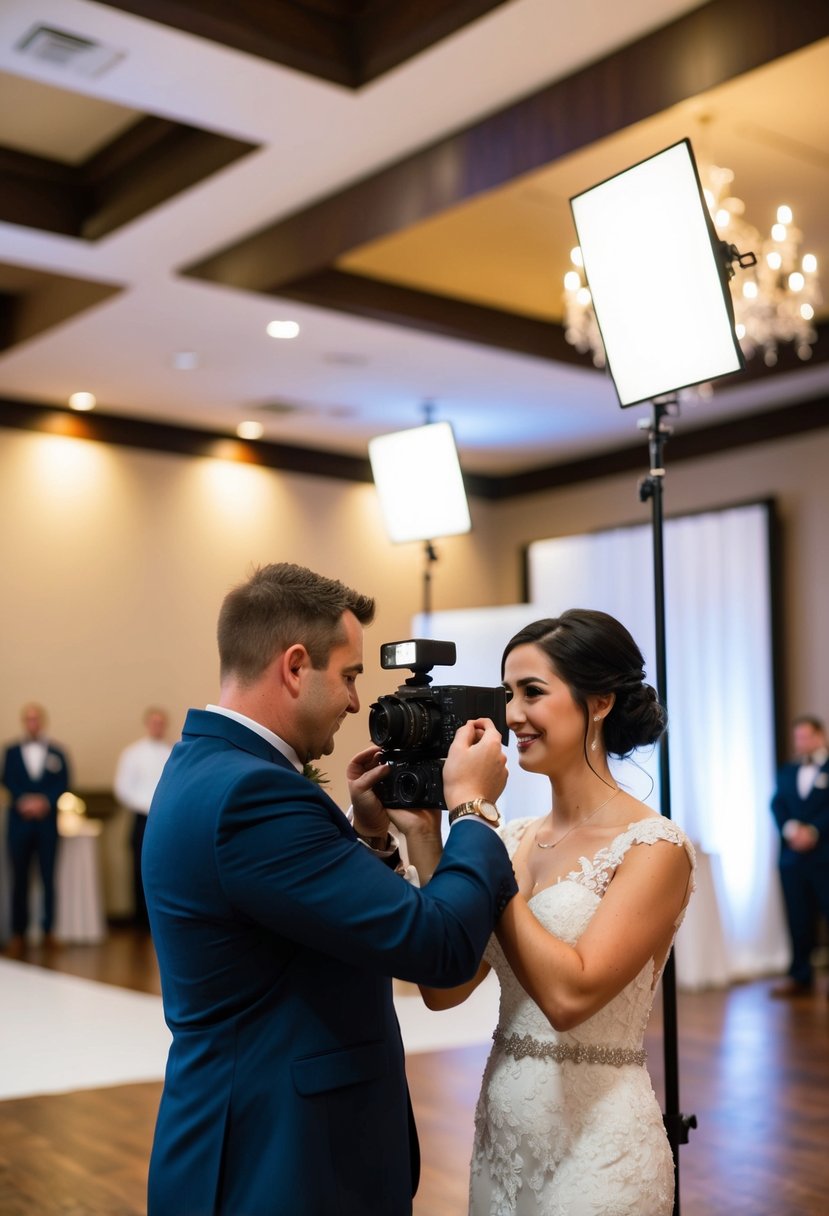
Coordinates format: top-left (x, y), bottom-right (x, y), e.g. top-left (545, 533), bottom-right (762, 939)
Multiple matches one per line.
top-left (563, 162), bottom-right (822, 372)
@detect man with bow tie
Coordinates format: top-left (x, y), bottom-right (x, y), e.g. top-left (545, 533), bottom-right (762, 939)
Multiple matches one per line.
top-left (770, 715), bottom-right (829, 997)
top-left (2, 703), bottom-right (72, 958)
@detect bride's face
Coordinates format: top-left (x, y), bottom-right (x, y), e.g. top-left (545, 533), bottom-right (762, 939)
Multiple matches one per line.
top-left (502, 644), bottom-right (587, 775)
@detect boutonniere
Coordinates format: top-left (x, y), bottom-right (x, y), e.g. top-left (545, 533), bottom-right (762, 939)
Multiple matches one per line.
top-left (45, 754), bottom-right (63, 773)
top-left (815, 772), bottom-right (828, 789)
top-left (302, 763), bottom-right (330, 787)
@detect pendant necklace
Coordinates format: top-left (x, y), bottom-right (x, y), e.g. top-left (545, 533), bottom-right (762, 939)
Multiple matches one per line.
top-left (535, 786), bottom-right (621, 850)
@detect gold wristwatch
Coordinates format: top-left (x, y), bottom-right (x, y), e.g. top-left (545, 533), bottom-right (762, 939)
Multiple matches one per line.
top-left (448, 798), bottom-right (501, 827)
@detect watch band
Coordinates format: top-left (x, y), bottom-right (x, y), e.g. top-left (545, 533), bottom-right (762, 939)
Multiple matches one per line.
top-left (448, 798), bottom-right (501, 827)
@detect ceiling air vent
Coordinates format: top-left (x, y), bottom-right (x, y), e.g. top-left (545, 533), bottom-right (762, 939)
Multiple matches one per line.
top-left (14, 24), bottom-right (125, 78)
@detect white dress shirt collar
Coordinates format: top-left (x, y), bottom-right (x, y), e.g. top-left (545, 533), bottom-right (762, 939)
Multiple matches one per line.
top-left (21, 737), bottom-right (48, 781)
top-left (205, 705), bottom-right (303, 772)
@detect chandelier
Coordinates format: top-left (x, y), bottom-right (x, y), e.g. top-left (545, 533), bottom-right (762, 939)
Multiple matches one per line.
top-left (563, 162), bottom-right (821, 372)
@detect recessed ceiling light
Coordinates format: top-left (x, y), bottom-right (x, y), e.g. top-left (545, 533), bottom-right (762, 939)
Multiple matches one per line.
top-left (173, 351), bottom-right (199, 370)
top-left (266, 320), bottom-right (300, 340)
top-left (68, 391), bottom-right (96, 411)
top-left (236, 420), bottom-right (265, 440)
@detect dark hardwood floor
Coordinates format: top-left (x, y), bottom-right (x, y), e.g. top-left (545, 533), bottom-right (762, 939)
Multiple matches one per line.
top-left (2, 930), bottom-right (828, 1215)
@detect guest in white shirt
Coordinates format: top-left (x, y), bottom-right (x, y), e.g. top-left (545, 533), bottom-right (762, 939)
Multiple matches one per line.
top-left (114, 708), bottom-right (172, 931)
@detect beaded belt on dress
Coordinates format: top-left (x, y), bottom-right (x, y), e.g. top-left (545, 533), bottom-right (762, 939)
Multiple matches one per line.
top-left (493, 1028), bottom-right (646, 1067)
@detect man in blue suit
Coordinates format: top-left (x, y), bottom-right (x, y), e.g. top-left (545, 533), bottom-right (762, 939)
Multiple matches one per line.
top-left (770, 714), bottom-right (829, 997)
top-left (143, 562), bottom-right (518, 1216)
top-left (2, 702), bottom-right (71, 957)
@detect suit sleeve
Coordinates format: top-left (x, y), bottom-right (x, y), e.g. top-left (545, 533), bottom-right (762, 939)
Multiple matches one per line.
top-left (214, 767), bottom-right (517, 988)
top-left (771, 769), bottom-right (794, 833)
top-left (54, 747), bottom-right (71, 807)
top-left (807, 779), bottom-right (829, 839)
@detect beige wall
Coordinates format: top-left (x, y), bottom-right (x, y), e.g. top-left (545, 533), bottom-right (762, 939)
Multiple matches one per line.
top-left (0, 427), bottom-right (501, 811)
top-left (489, 425), bottom-right (829, 737)
top-left (3, 421), bottom-right (828, 806)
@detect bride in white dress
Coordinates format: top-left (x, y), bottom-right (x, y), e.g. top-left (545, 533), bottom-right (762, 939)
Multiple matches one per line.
top-left (419, 610), bottom-right (695, 1216)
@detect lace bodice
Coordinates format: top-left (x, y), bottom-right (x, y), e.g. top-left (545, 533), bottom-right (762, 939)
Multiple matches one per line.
top-left (469, 815), bottom-right (696, 1216)
top-left (485, 816), bottom-right (695, 1054)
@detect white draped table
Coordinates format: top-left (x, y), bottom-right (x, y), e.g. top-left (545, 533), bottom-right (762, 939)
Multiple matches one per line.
top-left (54, 810), bottom-right (107, 943)
top-left (0, 806), bottom-right (106, 944)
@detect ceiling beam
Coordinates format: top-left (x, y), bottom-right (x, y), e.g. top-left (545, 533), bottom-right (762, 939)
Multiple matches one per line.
top-left (0, 397), bottom-right (374, 483)
top-left (92, 1), bottom-right (512, 87)
top-left (2, 392), bottom-right (827, 501)
top-left (0, 263), bottom-right (124, 353)
top-left (0, 116), bottom-right (258, 242)
top-left (0, 146), bottom-right (84, 237)
top-left (485, 395), bottom-right (829, 499)
top-left (278, 269), bottom-right (585, 365)
top-left (182, 0), bottom-right (829, 293)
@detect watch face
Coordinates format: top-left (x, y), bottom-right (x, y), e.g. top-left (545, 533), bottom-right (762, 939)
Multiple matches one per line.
top-left (475, 799), bottom-right (499, 822)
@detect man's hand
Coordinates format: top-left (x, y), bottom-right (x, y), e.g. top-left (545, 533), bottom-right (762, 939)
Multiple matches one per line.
top-left (442, 718), bottom-right (508, 811)
top-left (17, 794), bottom-right (50, 820)
top-left (786, 821), bottom-right (819, 852)
top-left (346, 745), bottom-right (391, 837)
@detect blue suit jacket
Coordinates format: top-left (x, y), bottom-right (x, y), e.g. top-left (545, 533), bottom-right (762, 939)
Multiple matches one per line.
top-left (143, 709), bottom-right (517, 1216)
top-left (771, 758), bottom-right (829, 866)
top-left (2, 740), bottom-right (71, 822)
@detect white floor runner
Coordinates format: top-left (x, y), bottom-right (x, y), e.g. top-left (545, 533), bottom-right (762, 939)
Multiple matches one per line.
top-left (0, 959), bottom-right (499, 1100)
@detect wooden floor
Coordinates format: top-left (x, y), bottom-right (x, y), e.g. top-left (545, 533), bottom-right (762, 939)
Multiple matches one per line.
top-left (2, 930), bottom-right (828, 1215)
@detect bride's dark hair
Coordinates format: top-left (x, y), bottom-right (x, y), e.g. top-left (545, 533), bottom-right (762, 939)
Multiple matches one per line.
top-left (501, 609), bottom-right (665, 758)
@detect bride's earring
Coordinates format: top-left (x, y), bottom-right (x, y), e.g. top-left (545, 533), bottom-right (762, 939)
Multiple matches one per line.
top-left (591, 715), bottom-right (600, 752)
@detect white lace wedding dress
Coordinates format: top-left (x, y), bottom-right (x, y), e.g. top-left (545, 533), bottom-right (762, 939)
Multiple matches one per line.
top-left (469, 816), bottom-right (696, 1216)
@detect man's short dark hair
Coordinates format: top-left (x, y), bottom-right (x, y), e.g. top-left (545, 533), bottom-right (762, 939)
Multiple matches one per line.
top-left (793, 714), bottom-right (825, 733)
top-left (217, 563), bottom-right (375, 685)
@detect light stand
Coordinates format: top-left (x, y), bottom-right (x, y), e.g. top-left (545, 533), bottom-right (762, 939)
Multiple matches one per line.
top-left (422, 540), bottom-right (439, 624)
top-left (369, 409), bottom-right (471, 623)
top-left (637, 397), bottom-right (697, 1201)
top-left (569, 137), bottom-right (751, 1216)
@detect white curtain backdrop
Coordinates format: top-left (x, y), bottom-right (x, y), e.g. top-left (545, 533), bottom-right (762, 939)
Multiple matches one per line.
top-left (417, 501), bottom-right (789, 989)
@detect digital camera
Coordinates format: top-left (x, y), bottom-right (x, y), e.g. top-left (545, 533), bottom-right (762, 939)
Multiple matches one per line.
top-left (368, 639), bottom-right (509, 809)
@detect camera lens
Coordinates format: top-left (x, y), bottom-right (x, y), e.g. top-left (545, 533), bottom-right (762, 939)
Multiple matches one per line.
top-left (395, 767), bottom-right (431, 806)
top-left (369, 696), bottom-right (441, 750)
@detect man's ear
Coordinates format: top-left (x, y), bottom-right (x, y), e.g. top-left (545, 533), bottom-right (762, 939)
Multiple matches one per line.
top-left (281, 644), bottom-right (311, 698)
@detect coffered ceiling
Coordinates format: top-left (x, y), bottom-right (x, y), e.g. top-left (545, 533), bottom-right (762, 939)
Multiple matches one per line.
top-left (0, 0), bottom-right (827, 490)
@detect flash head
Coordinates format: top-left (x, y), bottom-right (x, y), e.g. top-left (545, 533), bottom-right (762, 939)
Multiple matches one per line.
top-left (380, 639), bottom-right (456, 674)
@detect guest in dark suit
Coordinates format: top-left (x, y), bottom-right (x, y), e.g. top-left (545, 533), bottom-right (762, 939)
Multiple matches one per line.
top-left (2, 703), bottom-right (72, 957)
top-left (770, 714), bottom-right (829, 997)
top-left (142, 562), bottom-right (518, 1216)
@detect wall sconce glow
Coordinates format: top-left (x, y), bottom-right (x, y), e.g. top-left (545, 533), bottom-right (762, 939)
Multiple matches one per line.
top-left (236, 420), bottom-right (264, 440)
top-left (266, 320), bottom-right (300, 340)
top-left (68, 391), bottom-right (96, 411)
top-left (369, 421), bottom-right (471, 544)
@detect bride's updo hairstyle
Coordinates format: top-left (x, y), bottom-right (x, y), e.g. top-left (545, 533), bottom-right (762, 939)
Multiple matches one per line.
top-left (501, 609), bottom-right (666, 758)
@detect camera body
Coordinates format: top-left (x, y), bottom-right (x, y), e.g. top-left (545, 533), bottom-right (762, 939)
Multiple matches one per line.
top-left (369, 639), bottom-right (509, 809)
